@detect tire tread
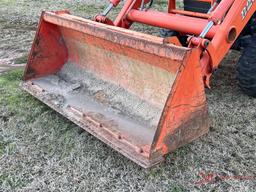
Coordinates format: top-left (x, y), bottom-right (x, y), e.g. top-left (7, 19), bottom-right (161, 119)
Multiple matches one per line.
top-left (237, 36), bottom-right (256, 97)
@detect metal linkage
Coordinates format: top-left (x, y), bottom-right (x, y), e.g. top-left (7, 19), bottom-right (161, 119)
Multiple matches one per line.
top-left (102, 3), bottom-right (115, 16)
top-left (199, 21), bottom-right (214, 38)
top-left (207, 0), bottom-right (221, 14)
top-left (200, 0), bottom-right (222, 38)
top-left (140, 0), bottom-right (145, 10)
top-left (101, 0), bottom-right (124, 16)
top-left (140, 0), bottom-right (154, 11)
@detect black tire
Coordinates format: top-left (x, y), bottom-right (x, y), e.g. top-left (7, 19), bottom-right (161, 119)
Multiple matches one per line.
top-left (237, 36), bottom-right (256, 97)
top-left (232, 13), bottom-right (256, 50)
top-left (160, 29), bottom-right (178, 38)
top-left (184, 0), bottom-right (211, 13)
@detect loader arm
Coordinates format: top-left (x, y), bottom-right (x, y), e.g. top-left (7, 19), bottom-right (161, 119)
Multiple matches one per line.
top-left (22, 0), bottom-right (256, 167)
top-left (96, 0), bottom-right (256, 86)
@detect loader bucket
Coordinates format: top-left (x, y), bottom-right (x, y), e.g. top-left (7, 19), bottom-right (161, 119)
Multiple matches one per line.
top-left (22, 11), bottom-right (209, 168)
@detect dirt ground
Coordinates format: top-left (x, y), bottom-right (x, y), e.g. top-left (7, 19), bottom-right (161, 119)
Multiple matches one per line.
top-left (0, 0), bottom-right (255, 192)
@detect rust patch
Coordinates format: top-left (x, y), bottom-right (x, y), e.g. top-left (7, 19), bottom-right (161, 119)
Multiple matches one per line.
top-left (164, 106), bottom-right (209, 153)
top-left (94, 90), bottom-right (108, 105)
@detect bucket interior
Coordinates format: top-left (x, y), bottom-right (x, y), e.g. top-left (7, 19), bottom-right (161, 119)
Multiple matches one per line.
top-left (31, 61), bottom-right (167, 147)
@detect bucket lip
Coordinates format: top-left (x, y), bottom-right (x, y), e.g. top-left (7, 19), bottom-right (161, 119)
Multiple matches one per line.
top-left (21, 81), bottom-right (165, 168)
top-left (42, 11), bottom-right (191, 61)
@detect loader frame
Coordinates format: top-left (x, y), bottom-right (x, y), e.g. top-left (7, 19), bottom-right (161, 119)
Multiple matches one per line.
top-left (96, 0), bottom-right (256, 86)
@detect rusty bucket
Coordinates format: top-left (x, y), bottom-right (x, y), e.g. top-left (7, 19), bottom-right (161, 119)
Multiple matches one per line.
top-left (22, 11), bottom-right (209, 168)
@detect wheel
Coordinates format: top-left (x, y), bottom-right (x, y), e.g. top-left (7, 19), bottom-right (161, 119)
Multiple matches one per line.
top-left (237, 36), bottom-right (256, 97)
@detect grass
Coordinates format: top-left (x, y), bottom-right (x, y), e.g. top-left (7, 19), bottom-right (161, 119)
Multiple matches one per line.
top-left (0, 70), bottom-right (41, 116)
top-left (0, 140), bottom-right (6, 157)
top-left (0, 70), bottom-right (81, 191)
top-left (0, 0), bottom-right (256, 191)
top-left (14, 54), bottom-right (28, 65)
top-left (169, 186), bottom-right (185, 192)
top-left (0, 0), bottom-right (16, 6)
